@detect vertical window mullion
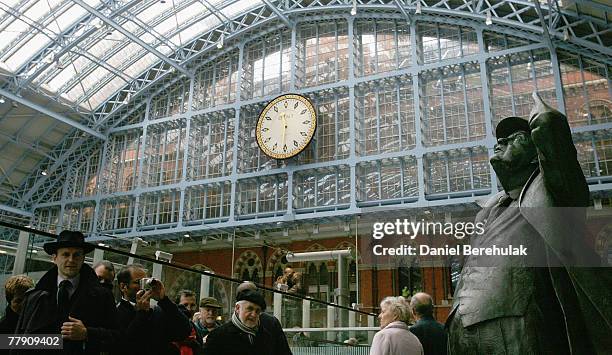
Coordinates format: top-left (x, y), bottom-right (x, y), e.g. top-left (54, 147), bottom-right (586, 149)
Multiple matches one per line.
top-left (592, 137), bottom-right (602, 176)
top-left (206, 118), bottom-right (213, 178)
top-left (261, 42), bottom-right (267, 96)
top-left (396, 82), bottom-right (403, 150)
top-left (315, 25), bottom-right (319, 86)
top-left (174, 126), bottom-right (182, 182)
top-left (222, 115), bottom-right (230, 176)
top-left (377, 162), bottom-right (382, 200)
top-left (211, 63), bottom-right (218, 107)
top-left (203, 185), bottom-right (209, 219)
top-left (335, 21), bottom-right (339, 81)
top-left (506, 57), bottom-right (517, 116)
top-left (439, 72), bottom-right (448, 144)
top-left (395, 21), bottom-right (400, 70)
top-left (375, 88), bottom-right (381, 153)
top-left (577, 55), bottom-right (592, 124)
top-left (461, 65), bottom-right (471, 139)
top-left (159, 129), bottom-right (168, 185)
top-left (374, 21), bottom-right (379, 73)
top-left (445, 156), bottom-right (451, 192)
top-left (334, 93), bottom-right (339, 159)
top-left (399, 159), bottom-right (405, 197)
top-left (468, 150), bottom-right (475, 190)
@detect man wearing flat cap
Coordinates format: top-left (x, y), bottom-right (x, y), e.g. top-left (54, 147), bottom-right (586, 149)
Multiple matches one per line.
top-left (194, 297), bottom-right (223, 341)
top-left (203, 289), bottom-right (274, 355)
top-left (447, 93), bottom-right (612, 354)
top-left (12, 230), bottom-right (118, 354)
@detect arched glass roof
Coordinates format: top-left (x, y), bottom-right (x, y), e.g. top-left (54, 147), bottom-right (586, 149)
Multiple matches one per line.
top-left (0, 0), bottom-right (259, 111)
top-left (0, 0), bottom-right (609, 115)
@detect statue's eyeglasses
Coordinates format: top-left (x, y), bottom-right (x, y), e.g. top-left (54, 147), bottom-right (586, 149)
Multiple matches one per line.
top-left (497, 131), bottom-right (529, 145)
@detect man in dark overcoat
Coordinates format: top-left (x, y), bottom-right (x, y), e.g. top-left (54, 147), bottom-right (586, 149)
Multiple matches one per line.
top-left (203, 289), bottom-right (274, 355)
top-left (13, 230), bottom-right (117, 354)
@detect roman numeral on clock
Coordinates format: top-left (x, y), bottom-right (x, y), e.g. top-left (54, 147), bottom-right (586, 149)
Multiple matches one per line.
top-left (300, 132), bottom-right (307, 136)
top-left (293, 140), bottom-right (299, 147)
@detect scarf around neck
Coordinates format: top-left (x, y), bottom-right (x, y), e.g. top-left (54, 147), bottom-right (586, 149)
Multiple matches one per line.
top-left (231, 311), bottom-right (258, 344)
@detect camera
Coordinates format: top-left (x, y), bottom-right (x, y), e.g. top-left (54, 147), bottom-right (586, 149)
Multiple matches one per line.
top-left (139, 277), bottom-right (156, 291)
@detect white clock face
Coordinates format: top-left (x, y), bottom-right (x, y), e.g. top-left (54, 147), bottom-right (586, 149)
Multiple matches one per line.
top-left (256, 94), bottom-right (317, 159)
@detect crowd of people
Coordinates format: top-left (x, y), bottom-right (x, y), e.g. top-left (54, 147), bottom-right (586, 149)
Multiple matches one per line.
top-left (0, 230), bottom-right (293, 355)
top-left (0, 229), bottom-right (449, 355)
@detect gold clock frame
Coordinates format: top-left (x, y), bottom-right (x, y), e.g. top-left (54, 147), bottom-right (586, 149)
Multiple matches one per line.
top-left (256, 94), bottom-right (317, 160)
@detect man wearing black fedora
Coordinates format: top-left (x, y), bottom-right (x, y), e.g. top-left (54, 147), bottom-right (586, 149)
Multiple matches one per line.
top-left (12, 230), bottom-right (118, 354)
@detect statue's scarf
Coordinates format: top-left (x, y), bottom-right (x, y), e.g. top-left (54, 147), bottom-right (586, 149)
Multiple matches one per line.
top-left (231, 311), bottom-right (258, 344)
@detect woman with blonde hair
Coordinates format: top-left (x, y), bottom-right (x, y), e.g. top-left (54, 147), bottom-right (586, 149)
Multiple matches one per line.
top-left (370, 296), bottom-right (424, 355)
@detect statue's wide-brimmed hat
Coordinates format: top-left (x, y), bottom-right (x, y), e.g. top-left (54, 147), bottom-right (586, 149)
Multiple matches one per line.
top-left (495, 116), bottom-right (531, 138)
top-left (43, 230), bottom-right (95, 255)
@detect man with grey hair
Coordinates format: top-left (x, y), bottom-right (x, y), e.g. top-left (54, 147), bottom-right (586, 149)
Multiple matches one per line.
top-left (235, 281), bottom-right (292, 355)
top-left (203, 289), bottom-right (274, 355)
top-left (409, 292), bottom-right (447, 355)
top-left (194, 296), bottom-right (223, 340)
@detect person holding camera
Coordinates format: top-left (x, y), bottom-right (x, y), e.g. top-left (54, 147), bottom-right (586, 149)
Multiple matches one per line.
top-left (114, 264), bottom-right (191, 355)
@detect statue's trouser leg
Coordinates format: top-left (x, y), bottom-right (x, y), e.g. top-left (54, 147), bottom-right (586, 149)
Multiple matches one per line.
top-left (447, 297), bottom-right (570, 355)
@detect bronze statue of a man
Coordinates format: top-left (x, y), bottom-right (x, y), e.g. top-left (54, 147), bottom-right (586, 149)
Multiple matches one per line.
top-left (447, 93), bottom-right (612, 354)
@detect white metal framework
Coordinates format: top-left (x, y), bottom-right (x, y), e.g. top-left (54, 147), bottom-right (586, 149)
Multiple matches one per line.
top-left (0, 0), bottom-right (609, 243)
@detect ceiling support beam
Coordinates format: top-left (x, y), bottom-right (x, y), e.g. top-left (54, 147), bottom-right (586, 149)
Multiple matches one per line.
top-left (72, 49), bottom-right (134, 83)
top-left (262, 0), bottom-right (294, 28)
top-left (532, 0), bottom-right (554, 51)
top-left (73, 0), bottom-right (193, 78)
top-left (0, 88), bottom-right (106, 140)
top-left (0, 203), bottom-right (32, 217)
top-left (563, 0), bottom-right (612, 14)
top-left (393, 0), bottom-right (413, 24)
top-left (0, 131), bottom-right (56, 162)
top-left (198, 0), bottom-right (235, 31)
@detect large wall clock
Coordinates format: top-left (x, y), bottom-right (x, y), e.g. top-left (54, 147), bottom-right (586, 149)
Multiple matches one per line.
top-left (256, 94), bottom-right (317, 159)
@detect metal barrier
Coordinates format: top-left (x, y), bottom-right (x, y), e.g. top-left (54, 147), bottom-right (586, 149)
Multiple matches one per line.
top-left (291, 347), bottom-right (371, 355)
top-left (0, 222), bottom-right (380, 346)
